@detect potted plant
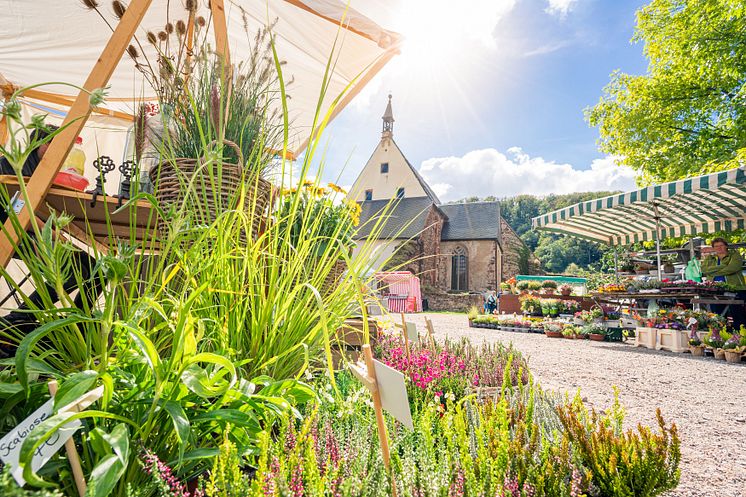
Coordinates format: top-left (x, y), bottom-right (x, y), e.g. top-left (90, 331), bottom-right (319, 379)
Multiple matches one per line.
top-left (587, 324), bottom-right (606, 341)
top-left (562, 325), bottom-right (576, 339)
top-left (528, 281), bottom-right (543, 293)
top-left (467, 306), bottom-right (479, 327)
top-left (499, 282), bottom-right (512, 293)
top-left (576, 325), bottom-right (590, 339)
top-left (520, 295), bottom-right (542, 316)
top-left (722, 335), bottom-right (744, 363)
top-left (661, 253), bottom-right (678, 274)
top-left (544, 321), bottom-right (563, 338)
top-left (516, 281), bottom-right (530, 293)
top-left (619, 255), bottom-right (635, 274)
top-left (559, 284), bottom-right (573, 296)
top-left (688, 337), bottom-right (705, 356)
top-left (541, 280), bottom-right (558, 294)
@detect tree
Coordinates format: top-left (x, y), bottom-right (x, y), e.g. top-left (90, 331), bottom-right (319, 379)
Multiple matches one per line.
top-left (587, 0), bottom-right (746, 184)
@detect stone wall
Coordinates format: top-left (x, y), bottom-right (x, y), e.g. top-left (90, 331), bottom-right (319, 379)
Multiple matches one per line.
top-left (500, 218), bottom-right (542, 278)
top-left (422, 287), bottom-right (483, 312)
top-left (437, 239), bottom-right (500, 292)
top-left (418, 206), bottom-right (445, 286)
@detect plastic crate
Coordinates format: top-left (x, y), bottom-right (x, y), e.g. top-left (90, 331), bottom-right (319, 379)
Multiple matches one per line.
top-left (605, 327), bottom-right (624, 342)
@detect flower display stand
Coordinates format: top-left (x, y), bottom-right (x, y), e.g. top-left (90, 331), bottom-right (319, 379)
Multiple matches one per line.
top-left (656, 329), bottom-right (688, 353)
top-left (635, 327), bottom-right (657, 349)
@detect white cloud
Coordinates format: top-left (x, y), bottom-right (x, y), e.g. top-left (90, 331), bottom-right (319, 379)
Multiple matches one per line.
top-left (545, 0), bottom-right (579, 18)
top-left (418, 147), bottom-right (637, 201)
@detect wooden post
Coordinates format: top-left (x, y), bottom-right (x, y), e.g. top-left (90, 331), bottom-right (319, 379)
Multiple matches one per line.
top-left (361, 345), bottom-right (398, 497)
top-left (210, 0), bottom-right (231, 67)
top-left (424, 317), bottom-right (436, 350)
top-left (47, 381), bottom-right (86, 497)
top-left (400, 312), bottom-right (410, 359)
top-left (0, 0), bottom-right (154, 269)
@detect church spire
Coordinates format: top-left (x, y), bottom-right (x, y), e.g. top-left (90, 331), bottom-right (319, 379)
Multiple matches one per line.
top-left (382, 94), bottom-right (394, 139)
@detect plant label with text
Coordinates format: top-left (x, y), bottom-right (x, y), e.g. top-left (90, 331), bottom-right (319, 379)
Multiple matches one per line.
top-left (0, 386), bottom-right (103, 486)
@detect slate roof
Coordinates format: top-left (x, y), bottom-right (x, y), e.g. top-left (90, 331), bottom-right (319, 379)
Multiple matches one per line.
top-left (354, 197), bottom-right (436, 240)
top-left (439, 202), bottom-right (502, 241)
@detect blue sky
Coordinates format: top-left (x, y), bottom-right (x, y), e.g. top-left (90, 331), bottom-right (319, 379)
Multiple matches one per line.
top-left (314, 0), bottom-right (651, 201)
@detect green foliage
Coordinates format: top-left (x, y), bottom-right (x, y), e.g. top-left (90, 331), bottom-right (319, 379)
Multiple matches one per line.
top-left (541, 280), bottom-right (558, 289)
top-left (516, 281), bottom-right (530, 291)
top-left (0, 468), bottom-right (64, 497)
top-left (587, 0), bottom-right (746, 184)
top-left (557, 394), bottom-right (681, 496)
top-left (203, 430), bottom-right (252, 497)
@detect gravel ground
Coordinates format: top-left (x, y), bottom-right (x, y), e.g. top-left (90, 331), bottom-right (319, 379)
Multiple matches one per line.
top-left (401, 312), bottom-right (746, 497)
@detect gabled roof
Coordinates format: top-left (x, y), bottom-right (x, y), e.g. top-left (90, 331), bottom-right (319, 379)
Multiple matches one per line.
top-left (354, 196), bottom-right (437, 240)
top-left (439, 201), bottom-right (501, 241)
top-left (390, 140), bottom-right (441, 204)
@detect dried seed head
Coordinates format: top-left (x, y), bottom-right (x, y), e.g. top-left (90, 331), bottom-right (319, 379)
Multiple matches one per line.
top-left (185, 0), bottom-right (197, 12)
top-left (81, 0), bottom-right (99, 9)
top-left (126, 44), bottom-right (139, 59)
top-left (165, 22), bottom-right (174, 34)
top-left (196, 16), bottom-right (206, 27)
top-left (147, 31), bottom-right (157, 45)
top-left (158, 31), bottom-right (168, 41)
top-left (112, 0), bottom-right (126, 19)
top-left (176, 20), bottom-right (186, 36)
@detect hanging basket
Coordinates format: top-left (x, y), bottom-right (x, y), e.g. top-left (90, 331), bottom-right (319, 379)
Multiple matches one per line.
top-left (150, 140), bottom-right (271, 238)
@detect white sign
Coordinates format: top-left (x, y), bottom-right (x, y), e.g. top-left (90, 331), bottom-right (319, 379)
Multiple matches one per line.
top-left (0, 386), bottom-right (103, 486)
top-left (404, 322), bottom-right (418, 342)
top-left (373, 359), bottom-right (414, 429)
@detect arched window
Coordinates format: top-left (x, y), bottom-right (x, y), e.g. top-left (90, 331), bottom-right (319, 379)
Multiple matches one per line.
top-left (451, 246), bottom-right (468, 291)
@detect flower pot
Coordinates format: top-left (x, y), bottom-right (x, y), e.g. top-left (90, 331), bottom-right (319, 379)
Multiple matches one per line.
top-left (561, 289), bottom-right (571, 296)
top-left (589, 333), bottom-right (605, 342)
top-left (573, 334), bottom-right (585, 340)
top-left (713, 348), bottom-right (727, 360)
top-left (689, 345), bottom-right (705, 356)
top-left (468, 319), bottom-right (474, 328)
top-left (724, 350), bottom-right (743, 363)
top-left (545, 330), bottom-right (562, 338)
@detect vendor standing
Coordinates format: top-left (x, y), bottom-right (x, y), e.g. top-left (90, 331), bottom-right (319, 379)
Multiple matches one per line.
top-left (701, 237), bottom-right (746, 328)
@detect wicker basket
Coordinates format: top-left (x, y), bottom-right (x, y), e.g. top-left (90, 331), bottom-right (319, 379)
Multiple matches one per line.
top-left (724, 350), bottom-right (743, 363)
top-left (713, 348), bottom-right (727, 360)
top-left (321, 260), bottom-right (347, 295)
top-left (150, 140), bottom-right (271, 238)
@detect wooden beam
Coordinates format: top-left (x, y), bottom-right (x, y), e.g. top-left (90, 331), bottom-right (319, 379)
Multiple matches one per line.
top-left (21, 89), bottom-right (135, 122)
top-left (210, 0), bottom-right (231, 67)
top-left (295, 48), bottom-right (399, 155)
top-left (0, 0), bottom-right (153, 269)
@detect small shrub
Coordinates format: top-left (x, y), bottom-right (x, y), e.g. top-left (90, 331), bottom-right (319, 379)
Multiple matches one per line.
top-left (516, 281), bottom-right (530, 291)
top-left (541, 280), bottom-right (558, 289)
top-left (528, 281), bottom-right (543, 291)
top-left (556, 394), bottom-right (681, 497)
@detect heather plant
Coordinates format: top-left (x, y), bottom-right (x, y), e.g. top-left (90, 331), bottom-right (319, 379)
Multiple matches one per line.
top-left (374, 334), bottom-right (529, 407)
top-left (556, 393), bottom-right (681, 497)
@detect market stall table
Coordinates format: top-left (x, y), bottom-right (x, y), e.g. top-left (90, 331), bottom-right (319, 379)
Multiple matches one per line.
top-left (0, 175), bottom-right (158, 251)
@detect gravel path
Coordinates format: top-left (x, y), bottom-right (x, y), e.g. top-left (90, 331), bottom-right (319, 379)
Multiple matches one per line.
top-left (401, 313), bottom-right (746, 497)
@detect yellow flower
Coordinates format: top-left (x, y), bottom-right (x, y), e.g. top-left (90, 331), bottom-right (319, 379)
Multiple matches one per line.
top-left (328, 182), bottom-right (347, 195)
top-left (302, 179), bottom-right (314, 188)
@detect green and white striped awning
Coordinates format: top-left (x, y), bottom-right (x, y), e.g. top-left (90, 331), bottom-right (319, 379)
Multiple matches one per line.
top-left (531, 167), bottom-right (746, 245)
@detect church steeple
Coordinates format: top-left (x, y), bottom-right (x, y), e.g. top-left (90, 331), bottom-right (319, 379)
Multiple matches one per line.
top-left (381, 94), bottom-right (394, 140)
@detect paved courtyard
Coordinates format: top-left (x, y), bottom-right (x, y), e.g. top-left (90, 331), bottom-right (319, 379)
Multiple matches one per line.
top-left (402, 313), bottom-right (746, 497)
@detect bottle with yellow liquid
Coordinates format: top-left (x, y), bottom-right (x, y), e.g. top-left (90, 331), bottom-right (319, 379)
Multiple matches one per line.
top-left (63, 137), bottom-right (86, 175)
top-left (54, 136), bottom-right (89, 191)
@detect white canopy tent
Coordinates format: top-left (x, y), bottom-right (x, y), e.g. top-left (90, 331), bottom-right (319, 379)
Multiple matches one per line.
top-left (0, 0), bottom-right (401, 159)
top-left (0, 0), bottom-right (401, 268)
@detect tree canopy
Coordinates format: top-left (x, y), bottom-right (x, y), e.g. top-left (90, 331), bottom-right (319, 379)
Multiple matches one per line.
top-left (587, 0), bottom-right (746, 184)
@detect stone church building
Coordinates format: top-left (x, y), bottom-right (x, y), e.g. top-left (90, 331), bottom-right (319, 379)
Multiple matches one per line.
top-left (350, 96), bottom-right (539, 296)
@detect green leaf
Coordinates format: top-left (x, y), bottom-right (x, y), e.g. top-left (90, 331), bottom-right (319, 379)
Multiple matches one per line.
top-left (53, 370), bottom-right (98, 412)
top-left (193, 409), bottom-right (260, 430)
top-left (15, 315), bottom-right (91, 392)
top-left (159, 400), bottom-right (190, 461)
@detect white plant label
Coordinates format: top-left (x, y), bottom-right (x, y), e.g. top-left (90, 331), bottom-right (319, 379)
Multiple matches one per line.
top-left (404, 322), bottom-right (418, 341)
top-left (373, 359), bottom-right (414, 429)
top-left (0, 386), bottom-right (103, 486)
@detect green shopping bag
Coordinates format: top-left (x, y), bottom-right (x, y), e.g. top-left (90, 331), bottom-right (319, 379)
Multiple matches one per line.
top-left (685, 259), bottom-right (702, 282)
